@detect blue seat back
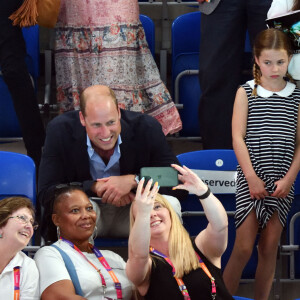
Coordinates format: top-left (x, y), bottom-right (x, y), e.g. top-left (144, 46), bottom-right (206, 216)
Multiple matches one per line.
top-left (0, 25), bottom-right (39, 138)
top-left (172, 11), bottom-right (201, 85)
top-left (0, 79), bottom-right (22, 137)
top-left (22, 25), bottom-right (40, 81)
top-left (140, 14), bottom-right (155, 57)
top-left (171, 12), bottom-right (251, 137)
top-left (287, 172), bottom-right (300, 278)
top-left (172, 11), bottom-right (201, 69)
top-left (244, 30), bottom-right (252, 53)
top-left (171, 12), bottom-right (201, 136)
top-left (177, 150), bottom-right (257, 278)
top-left (173, 52), bottom-right (200, 136)
top-left (0, 151), bottom-right (36, 205)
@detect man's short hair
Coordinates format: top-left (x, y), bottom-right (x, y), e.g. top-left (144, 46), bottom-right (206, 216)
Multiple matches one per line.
top-left (80, 86), bottom-right (118, 116)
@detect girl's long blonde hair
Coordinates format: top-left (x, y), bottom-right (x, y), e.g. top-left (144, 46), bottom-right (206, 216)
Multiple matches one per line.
top-left (130, 194), bottom-right (200, 278)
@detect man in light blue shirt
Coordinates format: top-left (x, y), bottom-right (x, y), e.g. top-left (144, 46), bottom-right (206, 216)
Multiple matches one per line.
top-left (39, 85), bottom-right (186, 240)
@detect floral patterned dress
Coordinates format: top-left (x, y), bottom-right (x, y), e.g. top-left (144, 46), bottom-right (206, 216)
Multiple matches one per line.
top-left (55, 0), bottom-right (182, 135)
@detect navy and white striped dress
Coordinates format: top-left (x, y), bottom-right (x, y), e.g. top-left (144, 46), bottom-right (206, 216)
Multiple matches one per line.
top-left (235, 80), bottom-right (300, 229)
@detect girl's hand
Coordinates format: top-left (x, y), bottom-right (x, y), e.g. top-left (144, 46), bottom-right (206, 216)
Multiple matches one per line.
top-left (247, 174), bottom-right (269, 200)
top-left (135, 178), bottom-right (159, 216)
top-left (171, 164), bottom-right (208, 196)
top-left (271, 177), bottom-right (293, 198)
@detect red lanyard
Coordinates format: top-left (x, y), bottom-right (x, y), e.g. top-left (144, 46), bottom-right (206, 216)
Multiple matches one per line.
top-left (13, 266), bottom-right (20, 300)
top-left (150, 247), bottom-right (216, 300)
top-left (61, 238), bottom-right (123, 299)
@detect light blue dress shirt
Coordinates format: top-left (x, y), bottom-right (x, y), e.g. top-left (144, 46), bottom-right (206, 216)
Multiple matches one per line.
top-left (86, 134), bottom-right (122, 180)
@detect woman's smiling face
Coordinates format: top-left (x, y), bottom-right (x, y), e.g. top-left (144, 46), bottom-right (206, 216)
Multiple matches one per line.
top-left (149, 201), bottom-right (172, 237)
top-left (132, 199), bottom-right (172, 239)
top-left (0, 207), bottom-right (34, 250)
top-left (52, 190), bottom-right (97, 244)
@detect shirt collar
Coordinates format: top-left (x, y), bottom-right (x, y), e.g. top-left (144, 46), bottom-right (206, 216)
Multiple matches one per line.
top-left (86, 134), bottom-right (122, 158)
top-left (247, 79), bottom-right (296, 97)
top-left (2, 252), bottom-right (23, 274)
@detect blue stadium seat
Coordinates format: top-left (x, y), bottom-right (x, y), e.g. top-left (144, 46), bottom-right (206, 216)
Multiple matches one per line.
top-left (244, 30), bottom-right (252, 53)
top-left (292, 173), bottom-right (300, 279)
top-left (0, 25), bottom-right (40, 138)
top-left (0, 150), bottom-right (41, 249)
top-left (233, 297), bottom-right (254, 300)
top-left (177, 150), bottom-right (258, 278)
top-left (171, 12), bottom-right (252, 137)
top-left (282, 172), bottom-right (300, 279)
top-left (0, 150), bottom-right (38, 248)
top-left (0, 151), bottom-right (36, 204)
top-left (22, 26), bottom-right (40, 84)
top-left (172, 12), bottom-right (201, 66)
top-left (172, 11), bottom-right (201, 137)
top-left (140, 14), bottom-right (155, 57)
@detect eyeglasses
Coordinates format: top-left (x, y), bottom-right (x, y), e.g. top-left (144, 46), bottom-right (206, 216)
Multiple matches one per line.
top-left (8, 215), bottom-right (39, 230)
top-left (55, 182), bottom-right (82, 189)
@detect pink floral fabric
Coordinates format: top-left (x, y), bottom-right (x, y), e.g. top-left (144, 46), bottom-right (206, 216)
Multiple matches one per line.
top-left (55, 0), bottom-right (182, 135)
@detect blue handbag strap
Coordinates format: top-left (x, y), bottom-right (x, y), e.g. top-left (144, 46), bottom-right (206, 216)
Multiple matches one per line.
top-left (51, 244), bottom-right (84, 296)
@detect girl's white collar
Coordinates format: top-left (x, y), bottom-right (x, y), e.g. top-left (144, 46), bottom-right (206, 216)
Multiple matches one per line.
top-left (247, 80), bottom-right (296, 97)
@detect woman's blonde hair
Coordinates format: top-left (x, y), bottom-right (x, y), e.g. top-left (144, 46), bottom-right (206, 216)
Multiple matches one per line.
top-left (130, 193), bottom-right (199, 278)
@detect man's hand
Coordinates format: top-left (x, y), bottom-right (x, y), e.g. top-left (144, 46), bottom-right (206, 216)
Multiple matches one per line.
top-left (118, 193), bottom-right (135, 207)
top-left (92, 175), bottom-right (136, 206)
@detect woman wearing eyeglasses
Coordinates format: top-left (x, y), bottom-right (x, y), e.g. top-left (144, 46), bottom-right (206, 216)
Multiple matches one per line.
top-left (0, 196), bottom-right (39, 300)
top-left (34, 185), bottom-right (133, 299)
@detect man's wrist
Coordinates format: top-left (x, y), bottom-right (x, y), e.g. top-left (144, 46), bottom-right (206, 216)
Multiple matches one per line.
top-left (91, 181), bottom-right (97, 194)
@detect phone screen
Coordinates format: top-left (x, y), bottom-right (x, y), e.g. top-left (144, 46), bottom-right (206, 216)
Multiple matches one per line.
top-left (140, 167), bottom-right (178, 187)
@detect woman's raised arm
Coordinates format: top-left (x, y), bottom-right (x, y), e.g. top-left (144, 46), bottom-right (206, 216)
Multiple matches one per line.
top-left (172, 164), bottom-right (228, 267)
top-left (126, 179), bottom-right (159, 296)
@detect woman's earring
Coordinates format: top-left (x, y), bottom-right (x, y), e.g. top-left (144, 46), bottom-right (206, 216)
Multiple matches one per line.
top-left (92, 226), bottom-right (98, 240)
top-left (0, 233), bottom-right (2, 238)
top-left (57, 226), bottom-right (61, 240)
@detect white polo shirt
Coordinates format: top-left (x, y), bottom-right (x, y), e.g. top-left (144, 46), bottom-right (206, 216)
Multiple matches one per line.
top-left (34, 240), bottom-right (133, 300)
top-left (0, 251), bottom-right (39, 300)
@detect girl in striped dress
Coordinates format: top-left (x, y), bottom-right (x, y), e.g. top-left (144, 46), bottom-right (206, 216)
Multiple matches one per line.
top-left (223, 28), bottom-right (300, 300)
